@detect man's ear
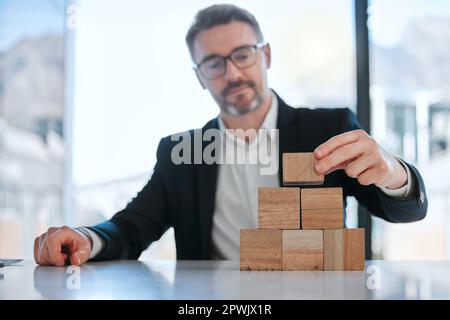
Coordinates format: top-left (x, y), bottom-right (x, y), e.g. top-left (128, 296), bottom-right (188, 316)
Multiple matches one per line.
top-left (264, 43), bottom-right (271, 69)
top-left (195, 69), bottom-right (207, 89)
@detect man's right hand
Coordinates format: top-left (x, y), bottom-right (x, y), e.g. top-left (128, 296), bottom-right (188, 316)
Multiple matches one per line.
top-left (34, 226), bottom-right (92, 267)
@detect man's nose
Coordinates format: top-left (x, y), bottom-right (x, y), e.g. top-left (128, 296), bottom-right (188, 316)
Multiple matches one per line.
top-left (224, 58), bottom-right (243, 82)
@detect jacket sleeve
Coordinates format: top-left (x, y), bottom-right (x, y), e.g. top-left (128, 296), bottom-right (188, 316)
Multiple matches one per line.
top-left (88, 138), bottom-right (172, 261)
top-left (339, 108), bottom-right (428, 223)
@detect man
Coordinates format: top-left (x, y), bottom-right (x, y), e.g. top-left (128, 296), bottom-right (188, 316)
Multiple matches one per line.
top-left (34, 4), bottom-right (427, 267)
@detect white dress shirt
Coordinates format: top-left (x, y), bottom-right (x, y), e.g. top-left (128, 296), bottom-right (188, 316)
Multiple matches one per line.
top-left (84, 91), bottom-right (414, 260)
top-left (210, 92), bottom-right (280, 260)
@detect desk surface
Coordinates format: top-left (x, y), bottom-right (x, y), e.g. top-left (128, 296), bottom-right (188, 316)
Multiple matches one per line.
top-left (1, 260), bottom-right (450, 299)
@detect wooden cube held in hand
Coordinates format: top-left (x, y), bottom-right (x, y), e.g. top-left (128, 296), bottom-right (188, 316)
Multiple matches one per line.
top-left (282, 153), bottom-right (324, 186)
top-left (282, 230), bottom-right (324, 271)
top-left (240, 229), bottom-right (282, 271)
top-left (324, 228), bottom-right (365, 271)
top-left (258, 188), bottom-right (300, 229)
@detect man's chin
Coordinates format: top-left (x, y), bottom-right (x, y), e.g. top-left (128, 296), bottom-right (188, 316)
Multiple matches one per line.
top-left (222, 99), bottom-right (260, 116)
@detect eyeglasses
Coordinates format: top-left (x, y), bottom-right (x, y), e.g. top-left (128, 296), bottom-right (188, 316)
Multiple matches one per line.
top-left (193, 42), bottom-right (267, 80)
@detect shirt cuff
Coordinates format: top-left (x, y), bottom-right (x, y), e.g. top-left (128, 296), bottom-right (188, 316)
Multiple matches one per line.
top-left (79, 227), bottom-right (105, 260)
top-left (378, 158), bottom-right (414, 199)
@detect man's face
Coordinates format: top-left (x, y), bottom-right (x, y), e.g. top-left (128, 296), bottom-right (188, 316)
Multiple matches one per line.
top-left (192, 21), bottom-right (271, 116)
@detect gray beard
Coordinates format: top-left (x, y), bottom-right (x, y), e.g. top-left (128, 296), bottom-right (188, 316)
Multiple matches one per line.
top-left (220, 94), bottom-right (263, 116)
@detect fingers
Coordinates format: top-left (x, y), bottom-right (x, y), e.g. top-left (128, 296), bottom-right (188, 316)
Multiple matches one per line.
top-left (33, 226), bottom-right (91, 267)
top-left (322, 159), bottom-right (354, 175)
top-left (313, 129), bottom-right (401, 188)
top-left (33, 237), bottom-right (39, 264)
top-left (314, 129), bottom-right (366, 159)
top-left (315, 140), bottom-right (369, 174)
top-left (35, 235), bottom-right (52, 266)
top-left (65, 235), bottom-right (91, 266)
top-left (70, 247), bottom-right (90, 266)
top-left (70, 229), bottom-right (92, 266)
top-left (355, 167), bottom-right (383, 186)
top-left (343, 154), bottom-right (389, 186)
top-left (46, 229), bottom-right (68, 267)
top-left (343, 153), bottom-right (378, 178)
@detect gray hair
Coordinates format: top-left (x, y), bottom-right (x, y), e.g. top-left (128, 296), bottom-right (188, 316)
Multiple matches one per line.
top-left (185, 4), bottom-right (264, 58)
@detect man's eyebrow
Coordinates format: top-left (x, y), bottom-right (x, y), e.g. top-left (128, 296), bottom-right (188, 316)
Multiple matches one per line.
top-left (198, 53), bottom-right (220, 65)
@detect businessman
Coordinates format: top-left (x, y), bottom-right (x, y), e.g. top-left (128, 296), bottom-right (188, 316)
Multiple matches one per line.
top-left (34, 4), bottom-right (427, 266)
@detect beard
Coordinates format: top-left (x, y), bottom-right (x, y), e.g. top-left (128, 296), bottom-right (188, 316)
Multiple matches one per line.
top-left (217, 81), bottom-right (264, 116)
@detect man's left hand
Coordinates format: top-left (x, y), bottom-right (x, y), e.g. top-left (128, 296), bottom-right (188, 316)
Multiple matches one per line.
top-left (314, 129), bottom-right (407, 189)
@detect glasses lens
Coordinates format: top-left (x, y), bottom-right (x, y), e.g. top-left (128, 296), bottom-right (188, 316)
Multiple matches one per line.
top-left (200, 57), bottom-right (225, 79)
top-left (231, 46), bottom-right (256, 67)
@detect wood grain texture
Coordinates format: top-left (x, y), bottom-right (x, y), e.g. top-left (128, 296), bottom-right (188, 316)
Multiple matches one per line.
top-left (344, 228), bottom-right (365, 271)
top-left (282, 153), bottom-right (324, 186)
top-left (282, 230), bottom-right (324, 271)
top-left (324, 229), bottom-right (345, 270)
top-left (302, 208), bottom-right (343, 230)
top-left (240, 229), bottom-right (282, 271)
top-left (258, 188), bottom-right (300, 229)
top-left (301, 187), bottom-right (343, 210)
top-left (324, 228), bottom-right (365, 271)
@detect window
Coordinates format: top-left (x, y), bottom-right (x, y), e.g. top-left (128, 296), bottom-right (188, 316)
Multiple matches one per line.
top-left (0, 0), bottom-right (66, 258)
top-left (369, 0), bottom-right (450, 259)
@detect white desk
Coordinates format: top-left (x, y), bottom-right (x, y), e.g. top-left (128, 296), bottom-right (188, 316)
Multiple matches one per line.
top-left (1, 260), bottom-right (450, 299)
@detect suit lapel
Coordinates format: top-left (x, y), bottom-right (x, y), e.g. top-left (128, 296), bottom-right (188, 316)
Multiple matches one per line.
top-left (196, 118), bottom-right (219, 259)
top-left (275, 92), bottom-right (299, 186)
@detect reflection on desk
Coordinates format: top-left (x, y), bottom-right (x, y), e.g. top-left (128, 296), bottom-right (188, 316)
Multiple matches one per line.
top-left (0, 260), bottom-right (450, 299)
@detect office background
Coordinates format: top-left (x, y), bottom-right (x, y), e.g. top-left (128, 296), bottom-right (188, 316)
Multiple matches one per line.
top-left (0, 0), bottom-right (449, 261)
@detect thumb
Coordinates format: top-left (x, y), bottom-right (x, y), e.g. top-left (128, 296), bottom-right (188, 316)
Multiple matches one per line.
top-left (70, 248), bottom-right (90, 266)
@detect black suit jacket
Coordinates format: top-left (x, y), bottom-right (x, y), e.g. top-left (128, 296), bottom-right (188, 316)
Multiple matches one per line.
top-left (90, 92), bottom-right (428, 261)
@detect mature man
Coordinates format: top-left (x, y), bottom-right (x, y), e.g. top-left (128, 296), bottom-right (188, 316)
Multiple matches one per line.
top-left (34, 4), bottom-right (427, 266)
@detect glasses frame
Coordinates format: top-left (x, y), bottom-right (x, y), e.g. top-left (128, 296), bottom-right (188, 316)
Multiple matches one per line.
top-left (193, 42), bottom-right (268, 80)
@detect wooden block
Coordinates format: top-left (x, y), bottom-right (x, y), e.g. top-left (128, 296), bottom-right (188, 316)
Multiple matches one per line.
top-left (301, 187), bottom-right (343, 210)
top-left (258, 188), bottom-right (300, 229)
top-left (302, 208), bottom-right (343, 230)
top-left (240, 229), bottom-right (282, 271)
top-left (324, 228), bottom-right (365, 271)
top-left (282, 153), bottom-right (324, 185)
top-left (282, 230), bottom-right (324, 271)
top-left (344, 228), bottom-right (365, 271)
top-left (324, 229), bottom-right (345, 270)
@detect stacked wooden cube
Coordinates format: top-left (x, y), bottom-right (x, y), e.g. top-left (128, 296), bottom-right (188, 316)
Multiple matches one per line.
top-left (240, 153), bottom-right (365, 271)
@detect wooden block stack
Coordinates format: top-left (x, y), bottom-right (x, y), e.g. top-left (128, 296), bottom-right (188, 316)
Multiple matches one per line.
top-left (240, 152), bottom-right (365, 271)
